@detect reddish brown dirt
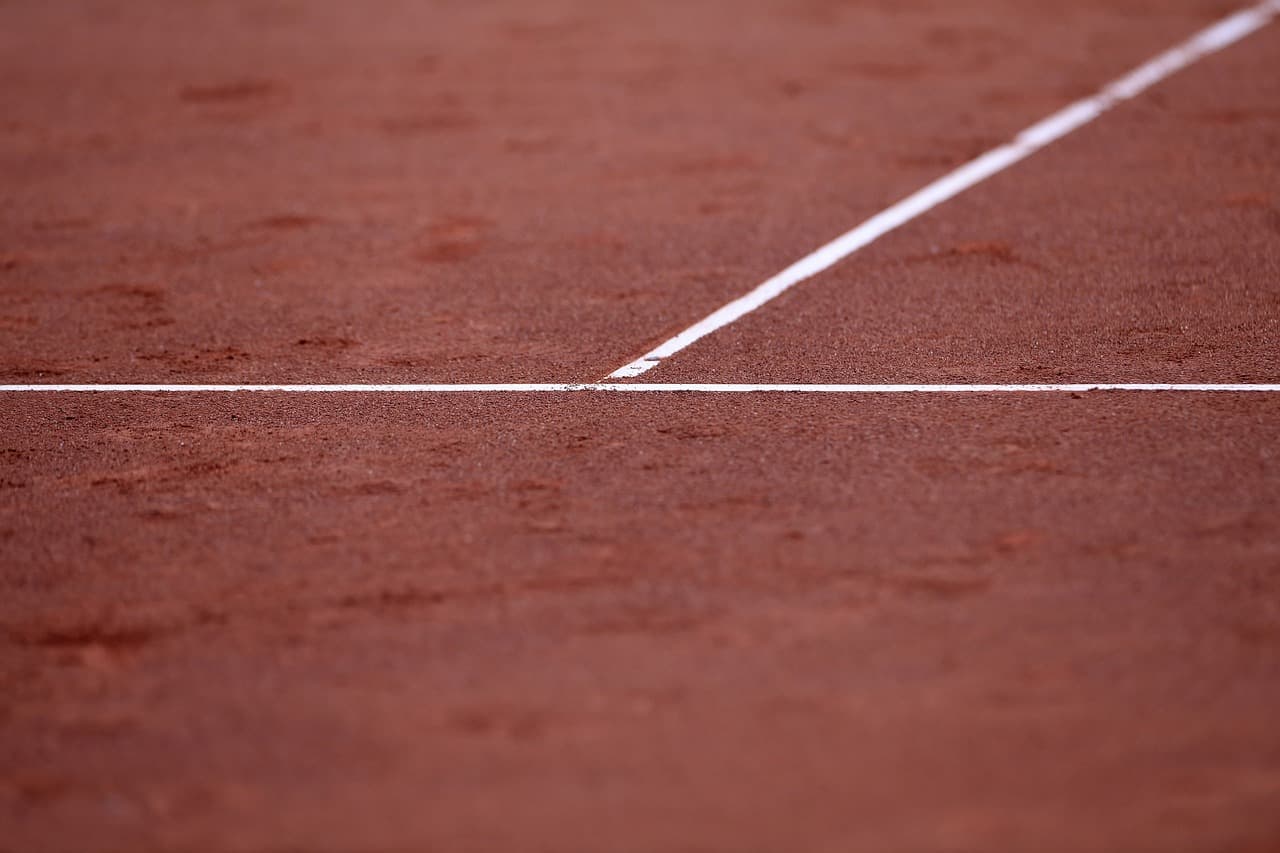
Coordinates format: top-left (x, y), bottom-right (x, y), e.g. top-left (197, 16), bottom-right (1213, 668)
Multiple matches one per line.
top-left (4, 394), bottom-right (1280, 852)
top-left (3, 2), bottom-right (1280, 852)
top-left (655, 22), bottom-right (1280, 384)
top-left (0, 0), bottom-right (1256, 383)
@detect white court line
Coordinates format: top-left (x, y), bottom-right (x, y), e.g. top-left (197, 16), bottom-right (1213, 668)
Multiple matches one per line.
top-left (2, 384), bottom-right (1279, 393)
top-left (608, 0), bottom-right (1280, 379)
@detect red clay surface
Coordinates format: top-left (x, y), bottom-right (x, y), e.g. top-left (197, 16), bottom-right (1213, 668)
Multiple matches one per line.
top-left (0, 0), bottom-right (1263, 383)
top-left (3, 2), bottom-right (1280, 852)
top-left (655, 22), bottom-right (1280, 384)
top-left (4, 394), bottom-right (1280, 852)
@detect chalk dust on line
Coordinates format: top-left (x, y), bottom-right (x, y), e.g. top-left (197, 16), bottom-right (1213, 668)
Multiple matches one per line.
top-left (4, 385), bottom-right (1280, 394)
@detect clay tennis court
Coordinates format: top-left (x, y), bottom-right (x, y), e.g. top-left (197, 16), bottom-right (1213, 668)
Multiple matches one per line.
top-left (3, 1), bottom-right (1280, 850)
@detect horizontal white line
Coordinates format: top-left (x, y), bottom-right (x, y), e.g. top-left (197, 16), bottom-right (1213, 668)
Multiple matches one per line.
top-left (607, 0), bottom-right (1280, 379)
top-left (3, 384), bottom-right (1279, 394)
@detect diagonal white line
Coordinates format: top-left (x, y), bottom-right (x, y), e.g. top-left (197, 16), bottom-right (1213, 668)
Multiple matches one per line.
top-left (2, 384), bottom-right (1279, 394)
top-left (608, 1), bottom-right (1280, 379)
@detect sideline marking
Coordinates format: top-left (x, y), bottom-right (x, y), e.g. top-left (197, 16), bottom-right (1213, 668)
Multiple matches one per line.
top-left (3, 384), bottom-right (1279, 393)
top-left (608, 1), bottom-right (1280, 379)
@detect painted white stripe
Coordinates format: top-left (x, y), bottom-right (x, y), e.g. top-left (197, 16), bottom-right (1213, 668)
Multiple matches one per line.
top-left (2, 384), bottom-right (1278, 394)
top-left (608, 1), bottom-right (1280, 379)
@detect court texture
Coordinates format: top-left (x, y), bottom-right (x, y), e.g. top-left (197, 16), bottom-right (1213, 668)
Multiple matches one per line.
top-left (2, 1), bottom-right (1280, 851)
